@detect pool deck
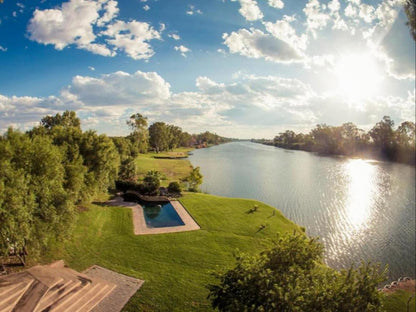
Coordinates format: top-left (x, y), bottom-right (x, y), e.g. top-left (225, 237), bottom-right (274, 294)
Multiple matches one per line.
top-left (104, 196), bottom-right (200, 235)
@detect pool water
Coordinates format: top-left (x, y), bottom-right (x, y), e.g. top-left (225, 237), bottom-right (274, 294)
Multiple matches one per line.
top-left (142, 202), bottom-right (185, 228)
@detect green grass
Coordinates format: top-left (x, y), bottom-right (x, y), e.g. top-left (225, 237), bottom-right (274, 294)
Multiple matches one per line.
top-left (382, 290), bottom-right (415, 312)
top-left (135, 148), bottom-right (194, 186)
top-left (41, 193), bottom-right (301, 311)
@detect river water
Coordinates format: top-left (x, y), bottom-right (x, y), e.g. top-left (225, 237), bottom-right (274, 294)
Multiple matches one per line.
top-left (188, 141), bottom-right (415, 279)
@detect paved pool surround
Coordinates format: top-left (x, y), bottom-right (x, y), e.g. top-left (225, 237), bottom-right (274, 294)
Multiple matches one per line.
top-left (105, 196), bottom-right (200, 235)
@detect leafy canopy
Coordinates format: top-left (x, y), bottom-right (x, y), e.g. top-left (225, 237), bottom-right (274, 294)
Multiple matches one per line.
top-left (209, 232), bottom-right (386, 312)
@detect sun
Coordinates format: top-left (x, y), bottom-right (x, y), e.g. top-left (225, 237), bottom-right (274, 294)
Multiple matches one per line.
top-left (334, 53), bottom-right (382, 103)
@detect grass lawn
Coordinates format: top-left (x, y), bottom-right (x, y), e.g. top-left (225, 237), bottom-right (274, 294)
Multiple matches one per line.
top-left (135, 148), bottom-right (194, 187)
top-left (38, 152), bottom-right (413, 311)
top-left (41, 193), bottom-right (301, 311)
top-left (382, 290), bottom-right (415, 312)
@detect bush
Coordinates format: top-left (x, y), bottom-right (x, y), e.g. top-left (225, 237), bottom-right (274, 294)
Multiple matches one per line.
top-left (209, 232), bottom-right (386, 312)
top-left (168, 181), bottom-right (182, 194)
top-left (142, 170), bottom-right (161, 195)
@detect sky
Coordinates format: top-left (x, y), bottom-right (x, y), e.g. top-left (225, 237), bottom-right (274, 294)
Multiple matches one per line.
top-left (0, 0), bottom-right (414, 138)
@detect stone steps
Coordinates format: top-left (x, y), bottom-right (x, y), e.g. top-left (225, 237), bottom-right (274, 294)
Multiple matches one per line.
top-left (0, 261), bottom-right (116, 312)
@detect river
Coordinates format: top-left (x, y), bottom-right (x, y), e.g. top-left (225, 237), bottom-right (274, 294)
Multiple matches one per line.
top-left (188, 141), bottom-right (415, 280)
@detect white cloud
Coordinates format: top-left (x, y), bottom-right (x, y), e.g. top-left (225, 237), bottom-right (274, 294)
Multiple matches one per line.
top-left (186, 5), bottom-right (202, 15)
top-left (143, 5), bottom-right (150, 11)
top-left (358, 3), bottom-right (375, 23)
top-left (27, 0), bottom-right (160, 60)
top-left (174, 45), bottom-right (191, 57)
top-left (88, 66), bottom-right (95, 71)
top-left (168, 33), bottom-right (180, 40)
top-left (268, 0), bottom-right (284, 9)
top-left (96, 0), bottom-right (118, 27)
top-left (28, 0), bottom-right (105, 51)
top-left (102, 20), bottom-right (161, 60)
top-left (303, 0), bottom-right (331, 37)
top-left (264, 15), bottom-right (308, 52)
top-left (231, 0), bottom-right (263, 21)
top-left (328, 0), bottom-right (340, 13)
top-left (344, 3), bottom-right (358, 18)
top-left (1, 70), bottom-right (414, 137)
top-left (223, 28), bottom-right (303, 63)
top-left (0, 45), bottom-right (7, 52)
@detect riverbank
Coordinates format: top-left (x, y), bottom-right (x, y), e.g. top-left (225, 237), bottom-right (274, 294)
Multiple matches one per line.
top-left (39, 192), bottom-right (301, 311)
top-left (253, 140), bottom-right (416, 166)
top-left (38, 148), bottom-right (415, 311)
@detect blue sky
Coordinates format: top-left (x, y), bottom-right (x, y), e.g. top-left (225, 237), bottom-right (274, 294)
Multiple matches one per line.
top-left (0, 0), bottom-right (414, 138)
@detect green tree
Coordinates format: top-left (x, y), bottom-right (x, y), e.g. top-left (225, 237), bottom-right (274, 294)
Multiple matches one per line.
top-left (149, 122), bottom-right (169, 152)
top-left (209, 232), bottom-right (386, 312)
top-left (119, 157), bottom-right (137, 181)
top-left (80, 131), bottom-right (120, 198)
top-left (167, 125), bottom-right (183, 150)
top-left (142, 170), bottom-right (161, 195)
top-left (167, 181), bottom-right (182, 194)
top-left (127, 113), bottom-right (149, 153)
top-left (369, 116), bottom-right (396, 159)
top-left (311, 124), bottom-right (343, 154)
top-left (41, 110), bottom-right (81, 130)
top-left (185, 166), bottom-right (203, 192)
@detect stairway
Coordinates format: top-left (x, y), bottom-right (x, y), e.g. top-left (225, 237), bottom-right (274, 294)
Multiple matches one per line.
top-left (0, 261), bottom-right (116, 312)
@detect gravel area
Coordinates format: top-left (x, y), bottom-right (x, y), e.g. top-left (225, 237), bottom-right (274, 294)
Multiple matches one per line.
top-left (84, 265), bottom-right (144, 312)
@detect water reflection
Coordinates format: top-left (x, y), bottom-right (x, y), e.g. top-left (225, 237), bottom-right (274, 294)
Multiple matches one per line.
top-left (344, 159), bottom-right (377, 232)
top-left (189, 142), bottom-right (416, 279)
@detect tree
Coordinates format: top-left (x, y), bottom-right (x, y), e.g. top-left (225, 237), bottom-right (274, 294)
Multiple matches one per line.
top-left (167, 181), bottom-right (182, 194)
top-left (127, 113), bottom-right (149, 153)
top-left (149, 122), bottom-right (169, 152)
top-left (209, 232), bottom-right (386, 312)
top-left (143, 170), bottom-right (161, 195)
top-left (404, 0), bottom-right (416, 41)
top-left (369, 116), bottom-right (396, 159)
top-left (41, 110), bottom-right (81, 130)
top-left (185, 166), bottom-right (203, 192)
top-left (119, 157), bottom-right (137, 181)
top-left (310, 124), bottom-right (343, 154)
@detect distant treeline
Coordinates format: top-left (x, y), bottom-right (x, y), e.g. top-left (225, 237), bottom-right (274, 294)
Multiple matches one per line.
top-left (112, 113), bottom-right (231, 158)
top-left (0, 110), bottom-right (229, 261)
top-left (252, 116), bottom-right (415, 165)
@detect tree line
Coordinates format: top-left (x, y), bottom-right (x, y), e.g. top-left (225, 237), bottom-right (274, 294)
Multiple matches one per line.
top-left (115, 113), bottom-right (230, 157)
top-left (253, 116), bottom-right (415, 165)
top-left (0, 111), bottom-right (120, 262)
top-left (0, 110), bottom-right (228, 262)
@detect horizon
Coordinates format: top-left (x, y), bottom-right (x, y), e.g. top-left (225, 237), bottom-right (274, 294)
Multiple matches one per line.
top-left (0, 0), bottom-right (415, 139)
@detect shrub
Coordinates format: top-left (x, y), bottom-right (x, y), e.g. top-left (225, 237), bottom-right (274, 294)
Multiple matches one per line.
top-left (168, 181), bottom-right (182, 194)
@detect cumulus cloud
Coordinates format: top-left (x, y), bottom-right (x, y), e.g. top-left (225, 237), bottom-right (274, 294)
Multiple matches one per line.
top-left (231, 0), bottom-right (263, 21)
top-left (27, 0), bottom-right (160, 60)
top-left (168, 33), bottom-right (180, 40)
top-left (143, 5), bottom-right (150, 11)
top-left (264, 15), bottom-right (308, 52)
top-left (222, 28), bottom-right (303, 63)
top-left (0, 45), bottom-right (7, 52)
top-left (96, 0), bottom-right (118, 26)
top-left (174, 45), bottom-right (191, 57)
top-left (102, 20), bottom-right (161, 60)
top-left (186, 5), bottom-right (202, 15)
top-left (303, 0), bottom-right (331, 36)
top-left (65, 71), bottom-right (171, 106)
top-left (0, 70), bottom-right (414, 137)
top-left (268, 0), bottom-right (284, 9)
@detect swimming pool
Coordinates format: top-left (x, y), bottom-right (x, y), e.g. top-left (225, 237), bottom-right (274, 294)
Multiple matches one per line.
top-left (142, 201), bottom-right (185, 228)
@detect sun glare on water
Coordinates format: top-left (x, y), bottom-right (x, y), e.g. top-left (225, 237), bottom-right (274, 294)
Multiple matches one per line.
top-left (334, 53), bottom-right (382, 103)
